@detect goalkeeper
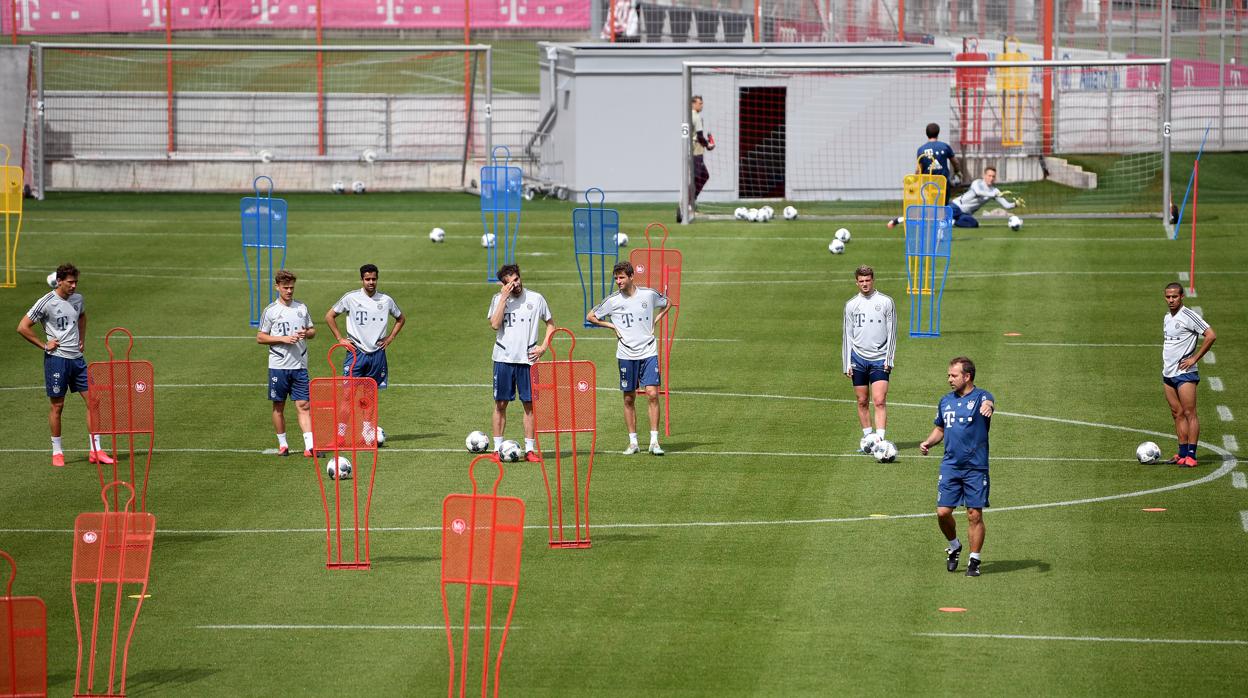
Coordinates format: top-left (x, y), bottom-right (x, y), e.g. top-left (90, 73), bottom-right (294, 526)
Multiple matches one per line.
top-left (948, 166), bottom-right (1021, 228)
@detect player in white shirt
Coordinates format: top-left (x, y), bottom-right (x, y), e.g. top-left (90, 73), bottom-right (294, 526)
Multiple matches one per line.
top-left (326, 263), bottom-right (405, 387)
top-left (1160, 282), bottom-right (1216, 467)
top-left (257, 270), bottom-right (317, 457)
top-left (587, 261), bottom-right (671, 455)
top-left (15, 263), bottom-right (115, 468)
top-left (842, 265), bottom-right (897, 452)
top-left (487, 264), bottom-right (556, 461)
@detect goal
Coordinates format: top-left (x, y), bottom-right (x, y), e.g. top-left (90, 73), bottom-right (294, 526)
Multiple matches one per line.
top-left (29, 43), bottom-right (493, 196)
top-left (680, 56), bottom-right (1173, 227)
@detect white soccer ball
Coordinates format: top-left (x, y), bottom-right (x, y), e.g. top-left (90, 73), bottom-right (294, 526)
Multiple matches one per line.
top-left (1008, 215), bottom-right (1023, 231)
top-left (376, 426), bottom-right (385, 445)
top-left (429, 227), bottom-right (446, 243)
top-left (783, 205), bottom-right (798, 220)
top-left (47, 272), bottom-right (58, 288)
top-left (498, 440), bottom-right (523, 463)
top-left (760, 205), bottom-right (774, 219)
top-left (351, 180), bottom-right (366, 194)
top-left (259, 149), bottom-right (273, 163)
top-left (361, 421), bottom-right (377, 445)
top-left (615, 232), bottom-right (629, 247)
top-left (746, 208), bottom-right (760, 222)
top-left (481, 233), bottom-right (496, 248)
top-left (734, 207), bottom-right (748, 220)
top-left (835, 227), bottom-right (851, 242)
top-left (465, 431), bottom-right (490, 453)
top-left (1136, 441), bottom-right (1162, 464)
top-left (331, 180), bottom-right (345, 194)
top-left (326, 457), bottom-right (353, 480)
top-left (872, 439), bottom-right (898, 463)
top-left (828, 239), bottom-right (846, 254)
top-left (362, 149), bottom-right (377, 163)
top-left (859, 432), bottom-right (883, 454)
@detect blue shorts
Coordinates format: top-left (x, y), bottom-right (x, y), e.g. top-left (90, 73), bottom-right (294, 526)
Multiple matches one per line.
top-left (850, 351), bottom-right (890, 387)
top-left (937, 467), bottom-right (990, 509)
top-left (45, 354), bottom-right (88, 398)
top-left (950, 203), bottom-right (979, 228)
top-left (268, 368), bottom-right (310, 402)
top-left (1162, 372), bottom-right (1199, 390)
top-left (618, 356), bottom-right (661, 393)
top-left (343, 349), bottom-right (388, 390)
top-left (493, 362), bottom-right (532, 403)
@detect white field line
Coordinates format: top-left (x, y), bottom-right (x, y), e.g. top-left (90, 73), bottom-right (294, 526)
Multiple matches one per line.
top-left (1006, 342), bottom-right (1155, 348)
top-left (1205, 351), bottom-right (1217, 364)
top-left (1225, 435), bottom-right (1240, 452)
top-left (1217, 405), bottom-right (1234, 422)
top-left (0, 392), bottom-right (1235, 536)
top-left (1232, 472), bottom-right (1246, 489)
top-left (119, 334), bottom-right (741, 343)
top-left (1209, 377), bottom-right (1224, 391)
top-left (915, 632), bottom-right (1248, 646)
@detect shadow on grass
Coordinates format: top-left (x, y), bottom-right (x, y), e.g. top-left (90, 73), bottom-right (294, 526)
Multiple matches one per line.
top-left (984, 558), bottom-right (1051, 575)
top-left (123, 666), bottom-right (219, 696)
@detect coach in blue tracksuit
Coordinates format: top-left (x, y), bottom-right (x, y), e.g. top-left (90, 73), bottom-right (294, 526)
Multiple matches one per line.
top-left (919, 356), bottom-right (995, 578)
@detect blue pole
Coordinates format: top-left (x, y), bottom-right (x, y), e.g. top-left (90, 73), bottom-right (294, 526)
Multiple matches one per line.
top-left (1172, 119), bottom-right (1213, 239)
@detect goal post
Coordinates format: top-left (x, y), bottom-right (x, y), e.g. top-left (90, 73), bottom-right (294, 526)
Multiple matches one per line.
top-left (30, 42), bottom-right (492, 196)
top-left (680, 57), bottom-right (1172, 229)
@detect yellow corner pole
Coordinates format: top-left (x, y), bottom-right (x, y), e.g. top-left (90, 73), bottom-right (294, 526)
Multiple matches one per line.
top-left (998, 36), bottom-right (1029, 148)
top-left (1, 144), bottom-right (24, 288)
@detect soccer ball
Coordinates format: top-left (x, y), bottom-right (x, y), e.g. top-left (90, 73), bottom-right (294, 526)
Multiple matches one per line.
top-left (498, 440), bottom-right (523, 463)
top-left (615, 232), bottom-right (629, 247)
top-left (465, 430), bottom-right (490, 453)
top-left (326, 457), bottom-right (353, 480)
top-left (1008, 215), bottom-right (1023, 231)
top-left (331, 180), bottom-right (346, 194)
top-left (1136, 441), bottom-right (1162, 464)
top-left (351, 180), bottom-right (366, 194)
top-left (835, 227), bottom-right (851, 242)
top-left (376, 426), bottom-right (385, 445)
top-left (859, 432), bottom-right (883, 454)
top-left (481, 233), bottom-right (496, 248)
top-left (783, 205), bottom-right (798, 220)
top-left (871, 439), bottom-right (898, 463)
top-left (746, 208), bottom-right (760, 222)
top-left (259, 149), bottom-right (273, 163)
top-left (734, 207), bottom-right (748, 220)
top-left (46, 272), bottom-right (58, 288)
top-left (759, 206), bottom-right (774, 221)
top-left (362, 149), bottom-right (377, 163)
top-left (828, 239), bottom-right (846, 254)
top-left (429, 227), bottom-right (446, 243)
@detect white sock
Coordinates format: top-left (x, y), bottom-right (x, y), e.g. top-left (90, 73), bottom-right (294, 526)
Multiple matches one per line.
top-left (524, 438), bottom-right (536, 452)
top-left (876, 429), bottom-right (886, 439)
top-left (91, 433), bottom-right (103, 451)
top-left (494, 436), bottom-right (503, 450)
top-left (628, 432), bottom-right (638, 445)
top-left (302, 432), bottom-right (313, 451)
top-left (862, 427), bottom-right (873, 436)
top-left (969, 552), bottom-right (981, 561)
top-left (947, 538), bottom-right (961, 551)
top-left (51, 436), bottom-right (63, 455)
top-left (649, 430), bottom-right (659, 445)
top-left (276, 433), bottom-right (289, 449)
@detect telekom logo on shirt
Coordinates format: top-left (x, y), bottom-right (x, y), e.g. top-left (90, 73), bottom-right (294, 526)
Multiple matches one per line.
top-left (5, 0), bottom-right (589, 33)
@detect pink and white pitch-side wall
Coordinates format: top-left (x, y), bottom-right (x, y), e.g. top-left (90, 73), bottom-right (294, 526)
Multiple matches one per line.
top-left (3, 0), bottom-right (589, 34)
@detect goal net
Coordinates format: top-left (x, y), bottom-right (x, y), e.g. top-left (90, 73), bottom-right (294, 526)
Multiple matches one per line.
top-left (680, 56), bottom-right (1172, 224)
top-left (29, 43), bottom-right (492, 196)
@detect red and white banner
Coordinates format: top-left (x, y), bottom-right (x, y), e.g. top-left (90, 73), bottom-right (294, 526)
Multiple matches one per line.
top-left (3, 0), bottom-right (589, 34)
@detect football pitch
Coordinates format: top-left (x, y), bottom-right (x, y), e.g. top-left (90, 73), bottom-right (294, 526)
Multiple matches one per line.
top-left (1, 154), bottom-right (1246, 695)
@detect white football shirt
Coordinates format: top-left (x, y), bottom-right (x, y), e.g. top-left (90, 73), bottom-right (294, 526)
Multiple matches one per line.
top-left (1162, 306), bottom-right (1210, 377)
top-left (487, 289), bottom-right (552, 364)
top-left (26, 291), bottom-right (85, 359)
top-left (332, 289), bottom-right (403, 354)
top-left (953, 179), bottom-right (1015, 215)
top-left (842, 290), bottom-right (897, 372)
top-left (592, 287), bottom-right (669, 360)
top-left (259, 299), bottom-right (313, 370)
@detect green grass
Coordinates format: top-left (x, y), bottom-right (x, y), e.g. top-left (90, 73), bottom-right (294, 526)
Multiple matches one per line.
top-left (1, 153), bottom-right (1247, 695)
